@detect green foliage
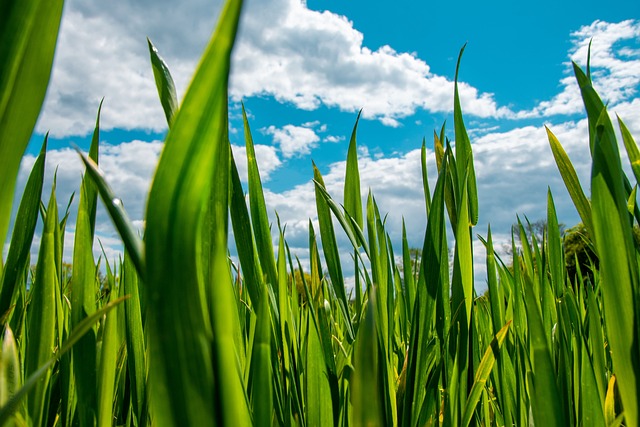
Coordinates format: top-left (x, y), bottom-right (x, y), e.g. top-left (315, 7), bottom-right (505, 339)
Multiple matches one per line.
top-left (0, 1), bottom-right (639, 426)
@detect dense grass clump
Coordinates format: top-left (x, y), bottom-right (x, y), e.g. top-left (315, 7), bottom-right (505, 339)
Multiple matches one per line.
top-left (1, 0), bottom-right (639, 426)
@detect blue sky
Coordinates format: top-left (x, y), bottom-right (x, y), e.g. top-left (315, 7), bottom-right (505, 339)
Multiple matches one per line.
top-left (15, 0), bottom-right (640, 286)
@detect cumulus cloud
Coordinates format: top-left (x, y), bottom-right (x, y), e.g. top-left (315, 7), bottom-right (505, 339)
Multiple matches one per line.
top-left (37, 0), bottom-right (512, 138)
top-left (264, 124), bottom-right (320, 158)
top-left (519, 19), bottom-right (640, 118)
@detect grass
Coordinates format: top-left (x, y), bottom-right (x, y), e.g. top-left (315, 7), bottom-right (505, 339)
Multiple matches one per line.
top-left (1, 0), bottom-right (639, 425)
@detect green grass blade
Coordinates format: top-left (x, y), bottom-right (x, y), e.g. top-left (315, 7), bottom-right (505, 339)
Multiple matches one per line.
top-left (344, 110), bottom-right (363, 230)
top-left (229, 148), bottom-right (263, 305)
top-left (144, 0), bottom-right (246, 424)
top-left (351, 295), bottom-right (384, 427)
top-left (24, 184), bottom-right (60, 427)
top-left (461, 320), bottom-right (511, 427)
top-left (148, 38), bottom-right (178, 126)
top-left (523, 279), bottom-right (567, 426)
top-left (0, 0), bottom-right (64, 251)
top-left (313, 163), bottom-right (354, 341)
top-left (421, 138), bottom-right (432, 216)
top-left (77, 152), bottom-right (145, 280)
top-left (122, 249), bottom-right (147, 426)
top-left (619, 116), bottom-right (640, 186)
top-left (546, 127), bottom-right (594, 240)
top-left (242, 105), bottom-right (279, 289)
top-left (97, 280), bottom-right (120, 427)
top-left (589, 106), bottom-right (639, 427)
top-left (249, 294), bottom-right (273, 424)
top-left (0, 327), bottom-right (21, 409)
top-left (453, 45), bottom-right (478, 226)
top-left (0, 138), bottom-right (46, 320)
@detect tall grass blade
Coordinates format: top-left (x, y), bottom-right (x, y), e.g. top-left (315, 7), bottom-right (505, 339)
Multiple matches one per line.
top-left (0, 0), bottom-right (64, 251)
top-left (242, 105), bottom-right (279, 289)
top-left (0, 138), bottom-right (46, 320)
top-left (144, 0), bottom-right (246, 425)
top-left (344, 110), bottom-right (363, 230)
top-left (24, 184), bottom-right (60, 427)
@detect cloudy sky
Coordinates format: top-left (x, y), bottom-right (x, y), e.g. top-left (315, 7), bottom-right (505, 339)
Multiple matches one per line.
top-left (13, 0), bottom-right (640, 288)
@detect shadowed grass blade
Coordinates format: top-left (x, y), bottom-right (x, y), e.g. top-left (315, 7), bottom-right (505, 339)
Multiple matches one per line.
top-left (0, 0), bottom-right (64, 251)
top-left (0, 138), bottom-right (46, 320)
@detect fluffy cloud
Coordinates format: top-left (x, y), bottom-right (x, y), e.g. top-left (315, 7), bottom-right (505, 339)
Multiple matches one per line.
top-left (519, 19), bottom-right (640, 118)
top-left (36, 0), bottom-right (512, 138)
top-left (264, 124), bottom-right (321, 158)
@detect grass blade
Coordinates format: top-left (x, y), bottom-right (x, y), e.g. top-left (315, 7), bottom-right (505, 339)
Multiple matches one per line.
top-left (0, 138), bottom-right (46, 320)
top-left (0, 0), bottom-right (64, 251)
top-left (148, 38), bottom-right (178, 126)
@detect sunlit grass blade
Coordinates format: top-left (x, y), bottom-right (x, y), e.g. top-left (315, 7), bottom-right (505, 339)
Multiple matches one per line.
top-left (421, 138), bottom-right (432, 216)
top-left (0, 0), bottom-right (64, 251)
top-left (313, 163), bottom-right (354, 341)
top-left (453, 45), bottom-right (478, 226)
top-left (351, 294), bottom-right (384, 426)
top-left (24, 184), bottom-right (60, 427)
top-left (229, 148), bottom-right (263, 304)
top-left (144, 0), bottom-right (247, 425)
top-left (461, 320), bottom-right (511, 427)
top-left (344, 110), bottom-right (363, 230)
top-left (0, 327), bottom-right (21, 410)
top-left (546, 127), bottom-right (594, 240)
top-left (148, 37), bottom-right (178, 126)
top-left (0, 138), bottom-right (46, 321)
top-left (589, 106), bottom-right (639, 427)
top-left (242, 105), bottom-right (279, 289)
top-left (249, 293), bottom-right (273, 424)
top-left (619, 116), bottom-right (640, 186)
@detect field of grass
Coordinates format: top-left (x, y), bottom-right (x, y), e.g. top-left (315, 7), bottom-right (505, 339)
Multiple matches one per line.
top-left (1, 0), bottom-right (640, 426)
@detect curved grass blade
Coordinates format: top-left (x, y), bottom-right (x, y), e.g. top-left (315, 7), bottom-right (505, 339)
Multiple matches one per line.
top-left (461, 320), bottom-right (511, 427)
top-left (546, 127), bottom-right (594, 240)
top-left (453, 45), bottom-right (478, 226)
top-left (242, 105), bottom-right (278, 288)
top-left (0, 137), bottom-right (46, 320)
top-left (144, 0), bottom-right (247, 425)
top-left (0, 0), bottom-right (64, 251)
top-left (77, 151), bottom-right (145, 281)
top-left (148, 37), bottom-right (178, 127)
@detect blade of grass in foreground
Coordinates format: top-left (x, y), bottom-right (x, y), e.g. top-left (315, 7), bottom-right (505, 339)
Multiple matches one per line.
top-left (144, 0), bottom-right (247, 425)
top-left (0, 0), bottom-right (64, 252)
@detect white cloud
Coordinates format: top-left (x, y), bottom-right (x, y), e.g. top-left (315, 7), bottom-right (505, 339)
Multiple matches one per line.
top-left (264, 124), bottom-right (321, 158)
top-left (519, 20), bottom-right (640, 118)
top-left (231, 143), bottom-right (282, 180)
top-left (37, 0), bottom-right (513, 138)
